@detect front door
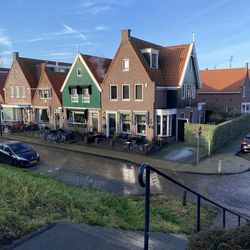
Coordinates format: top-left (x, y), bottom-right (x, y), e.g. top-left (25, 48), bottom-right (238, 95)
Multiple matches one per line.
top-left (108, 113), bottom-right (116, 137)
top-left (54, 112), bottom-right (60, 129)
top-left (177, 119), bottom-right (187, 142)
top-left (91, 113), bottom-right (99, 132)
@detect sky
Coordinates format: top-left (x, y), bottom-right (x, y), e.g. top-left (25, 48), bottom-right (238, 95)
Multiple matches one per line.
top-left (0, 0), bottom-right (250, 70)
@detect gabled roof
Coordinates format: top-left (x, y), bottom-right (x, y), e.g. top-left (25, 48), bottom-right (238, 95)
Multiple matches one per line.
top-left (80, 54), bottom-right (112, 84)
top-left (128, 36), bottom-right (194, 87)
top-left (199, 68), bottom-right (248, 92)
top-left (0, 68), bottom-right (9, 103)
top-left (45, 70), bottom-right (68, 103)
top-left (15, 56), bottom-right (71, 98)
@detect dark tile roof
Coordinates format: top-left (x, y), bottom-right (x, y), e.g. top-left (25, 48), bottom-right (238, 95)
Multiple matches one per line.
top-left (80, 54), bottom-right (112, 83)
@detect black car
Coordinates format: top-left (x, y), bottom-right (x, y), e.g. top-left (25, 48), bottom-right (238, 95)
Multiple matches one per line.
top-left (240, 135), bottom-right (250, 153)
top-left (0, 141), bottom-right (40, 167)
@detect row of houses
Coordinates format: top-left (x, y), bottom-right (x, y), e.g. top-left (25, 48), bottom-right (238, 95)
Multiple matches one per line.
top-left (0, 29), bottom-right (249, 142)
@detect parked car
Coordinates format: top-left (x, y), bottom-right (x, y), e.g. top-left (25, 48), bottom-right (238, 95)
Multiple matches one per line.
top-left (0, 141), bottom-right (40, 167)
top-left (240, 135), bottom-right (250, 153)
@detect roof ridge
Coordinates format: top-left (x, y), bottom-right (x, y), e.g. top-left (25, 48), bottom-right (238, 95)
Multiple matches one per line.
top-left (163, 43), bottom-right (191, 48)
top-left (80, 53), bottom-right (112, 61)
top-left (130, 36), bottom-right (163, 48)
top-left (200, 68), bottom-right (245, 71)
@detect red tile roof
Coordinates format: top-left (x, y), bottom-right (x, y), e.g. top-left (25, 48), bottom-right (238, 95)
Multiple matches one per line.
top-left (45, 71), bottom-right (68, 103)
top-left (17, 57), bottom-right (71, 98)
top-left (200, 68), bottom-right (247, 92)
top-left (129, 37), bottom-right (191, 86)
top-left (81, 54), bottom-right (112, 83)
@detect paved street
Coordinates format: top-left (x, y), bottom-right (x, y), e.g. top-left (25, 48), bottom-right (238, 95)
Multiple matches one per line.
top-left (26, 143), bottom-right (250, 220)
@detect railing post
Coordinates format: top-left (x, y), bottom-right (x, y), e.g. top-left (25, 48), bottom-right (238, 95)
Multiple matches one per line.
top-left (196, 196), bottom-right (201, 232)
top-left (238, 216), bottom-right (241, 227)
top-left (223, 209), bottom-right (226, 228)
top-left (144, 166), bottom-right (150, 250)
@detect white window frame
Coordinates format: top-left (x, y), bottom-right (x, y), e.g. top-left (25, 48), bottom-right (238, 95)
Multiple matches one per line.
top-left (243, 86), bottom-right (246, 98)
top-left (68, 111), bottom-right (86, 124)
top-left (122, 84), bottom-right (130, 101)
top-left (82, 87), bottom-right (90, 103)
top-left (20, 86), bottom-right (25, 98)
top-left (151, 53), bottom-right (157, 68)
top-left (110, 84), bottom-right (118, 101)
top-left (120, 113), bottom-right (131, 134)
top-left (71, 88), bottom-right (79, 103)
top-left (15, 86), bottom-right (20, 98)
top-left (156, 115), bottom-right (172, 137)
top-left (10, 86), bottom-right (14, 98)
top-left (39, 89), bottom-right (52, 99)
top-left (134, 84), bottom-right (143, 101)
top-left (77, 68), bottom-right (82, 77)
top-left (191, 84), bottom-right (196, 99)
top-left (122, 59), bottom-right (129, 72)
top-left (136, 114), bottom-right (147, 136)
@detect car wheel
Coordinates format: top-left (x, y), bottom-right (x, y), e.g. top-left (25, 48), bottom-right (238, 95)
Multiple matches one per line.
top-left (11, 159), bottom-right (18, 167)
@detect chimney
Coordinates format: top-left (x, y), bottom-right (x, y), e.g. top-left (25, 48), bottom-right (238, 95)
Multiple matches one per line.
top-left (37, 63), bottom-right (47, 80)
top-left (12, 52), bottom-right (19, 61)
top-left (121, 29), bottom-right (131, 40)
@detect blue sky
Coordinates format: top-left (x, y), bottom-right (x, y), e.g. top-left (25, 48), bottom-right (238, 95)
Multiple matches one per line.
top-left (0, 0), bottom-right (250, 69)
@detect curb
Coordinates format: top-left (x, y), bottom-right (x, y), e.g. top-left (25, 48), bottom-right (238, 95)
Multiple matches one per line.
top-left (2, 135), bottom-right (249, 176)
top-left (3, 223), bottom-right (56, 250)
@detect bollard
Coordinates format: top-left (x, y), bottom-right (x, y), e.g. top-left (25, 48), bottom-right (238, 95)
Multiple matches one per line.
top-left (182, 191), bottom-right (187, 206)
top-left (218, 160), bottom-right (222, 173)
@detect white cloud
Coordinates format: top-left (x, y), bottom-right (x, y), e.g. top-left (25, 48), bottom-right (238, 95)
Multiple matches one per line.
top-left (94, 26), bottom-right (110, 31)
top-left (60, 23), bottom-right (87, 40)
top-left (0, 29), bottom-right (12, 48)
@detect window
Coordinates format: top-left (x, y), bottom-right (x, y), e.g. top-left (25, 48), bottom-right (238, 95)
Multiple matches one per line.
top-left (135, 84), bottom-right (143, 101)
top-left (36, 108), bottom-right (49, 123)
top-left (77, 68), bottom-right (82, 77)
top-left (243, 86), bottom-right (246, 98)
top-left (157, 114), bottom-right (172, 137)
top-left (136, 114), bottom-right (146, 135)
top-left (15, 86), bottom-right (20, 98)
top-left (20, 86), bottom-right (25, 98)
top-left (71, 88), bottom-right (79, 102)
top-left (68, 111), bottom-right (86, 124)
top-left (110, 85), bottom-right (118, 100)
top-left (121, 114), bottom-right (131, 133)
top-left (152, 54), bottom-right (157, 68)
top-left (191, 84), bottom-right (196, 99)
top-left (122, 59), bottom-right (129, 71)
top-left (10, 86), bottom-right (14, 98)
top-left (181, 85), bottom-right (186, 99)
top-left (122, 84), bottom-right (130, 100)
top-left (39, 89), bottom-right (51, 99)
top-left (82, 87), bottom-right (90, 103)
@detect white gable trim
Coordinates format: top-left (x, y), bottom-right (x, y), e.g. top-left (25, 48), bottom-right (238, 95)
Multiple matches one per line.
top-left (60, 53), bottom-right (102, 93)
top-left (60, 54), bottom-right (79, 92)
top-left (179, 43), bottom-right (193, 87)
top-left (179, 43), bottom-right (202, 89)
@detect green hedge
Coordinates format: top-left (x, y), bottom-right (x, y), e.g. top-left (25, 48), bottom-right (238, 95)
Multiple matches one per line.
top-left (185, 114), bottom-right (250, 153)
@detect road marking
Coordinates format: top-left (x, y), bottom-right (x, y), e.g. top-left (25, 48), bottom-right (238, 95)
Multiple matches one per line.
top-left (151, 172), bottom-right (162, 191)
top-left (122, 164), bottom-right (136, 184)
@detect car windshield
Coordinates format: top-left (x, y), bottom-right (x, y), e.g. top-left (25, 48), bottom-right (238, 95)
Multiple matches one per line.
top-left (243, 137), bottom-right (250, 144)
top-left (9, 143), bottom-right (32, 154)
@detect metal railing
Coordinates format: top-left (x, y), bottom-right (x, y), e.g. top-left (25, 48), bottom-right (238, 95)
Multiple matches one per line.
top-left (138, 163), bottom-right (250, 250)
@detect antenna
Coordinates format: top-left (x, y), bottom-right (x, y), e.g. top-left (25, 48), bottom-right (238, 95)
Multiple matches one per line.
top-left (229, 55), bottom-right (233, 68)
top-left (192, 32), bottom-right (195, 43)
top-left (214, 64), bottom-right (217, 69)
top-left (77, 43), bottom-right (80, 52)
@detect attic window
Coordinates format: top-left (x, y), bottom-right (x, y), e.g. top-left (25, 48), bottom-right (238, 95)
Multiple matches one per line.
top-left (152, 54), bottom-right (157, 68)
top-left (77, 68), bottom-right (82, 77)
top-left (122, 59), bottom-right (129, 71)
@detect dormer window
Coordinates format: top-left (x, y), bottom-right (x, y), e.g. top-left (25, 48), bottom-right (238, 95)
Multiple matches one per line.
top-left (122, 59), bottom-right (129, 71)
top-left (141, 48), bottom-right (159, 69)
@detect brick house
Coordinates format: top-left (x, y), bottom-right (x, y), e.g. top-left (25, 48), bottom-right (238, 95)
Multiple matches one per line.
top-left (3, 52), bottom-right (70, 124)
top-left (32, 63), bottom-right (68, 129)
top-left (102, 29), bottom-right (202, 142)
top-left (60, 52), bottom-right (111, 132)
top-left (198, 65), bottom-right (250, 119)
top-left (0, 68), bottom-right (9, 104)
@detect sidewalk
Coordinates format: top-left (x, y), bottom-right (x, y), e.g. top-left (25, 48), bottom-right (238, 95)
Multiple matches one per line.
top-left (10, 223), bottom-right (188, 250)
top-left (2, 134), bottom-right (250, 175)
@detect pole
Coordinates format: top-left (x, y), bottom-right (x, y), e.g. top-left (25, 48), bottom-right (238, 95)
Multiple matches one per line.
top-left (144, 166), bottom-right (150, 250)
top-left (196, 137), bottom-right (199, 165)
top-left (0, 107), bottom-right (2, 136)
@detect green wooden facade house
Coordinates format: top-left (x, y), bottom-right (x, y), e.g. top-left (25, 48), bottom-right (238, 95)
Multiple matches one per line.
top-left (60, 52), bottom-right (111, 132)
